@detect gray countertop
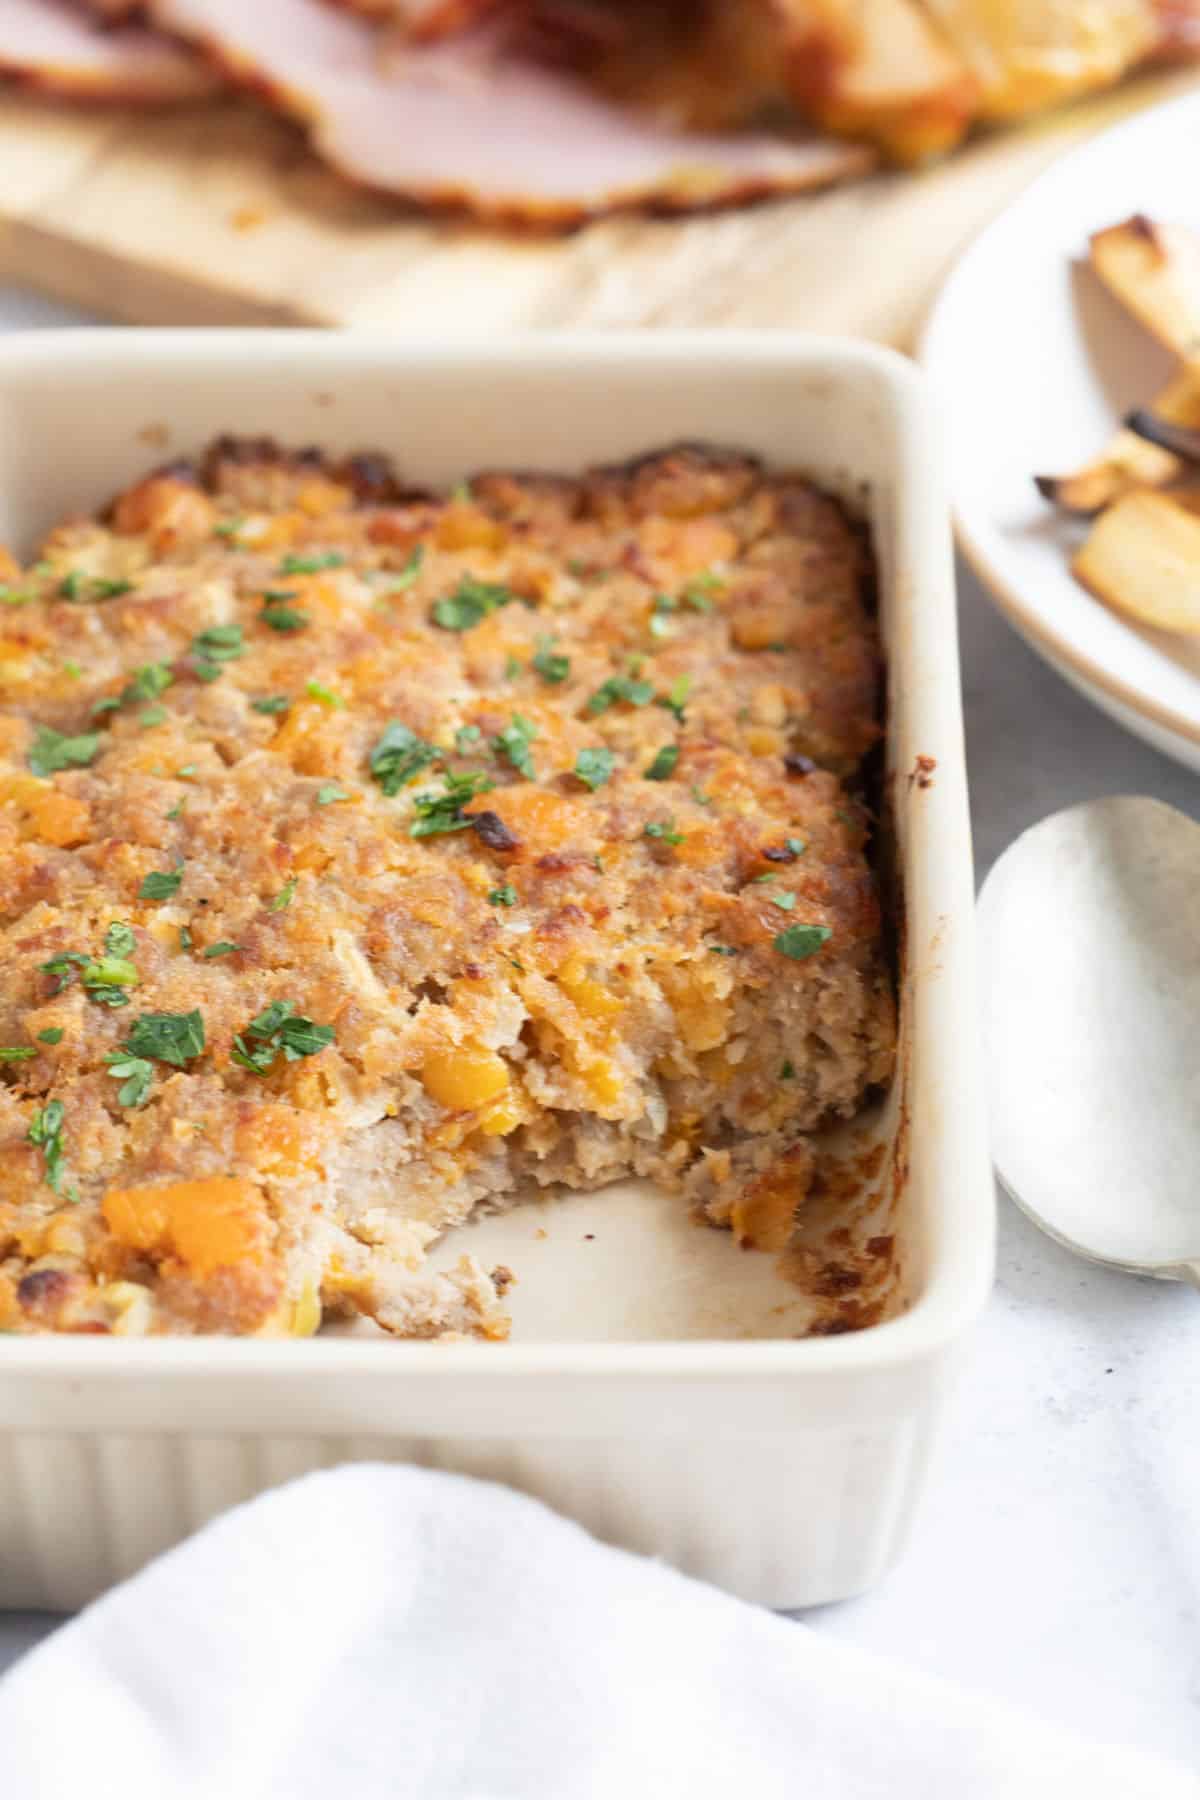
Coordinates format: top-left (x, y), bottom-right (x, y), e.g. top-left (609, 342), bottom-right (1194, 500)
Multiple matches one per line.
top-left (1, 291), bottom-right (1197, 1767)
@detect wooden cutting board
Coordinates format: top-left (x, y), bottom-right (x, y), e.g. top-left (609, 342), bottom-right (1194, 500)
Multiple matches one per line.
top-left (1, 66), bottom-right (1197, 346)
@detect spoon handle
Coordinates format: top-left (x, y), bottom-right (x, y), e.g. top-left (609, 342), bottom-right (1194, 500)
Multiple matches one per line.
top-left (1178, 1263), bottom-right (1200, 1291)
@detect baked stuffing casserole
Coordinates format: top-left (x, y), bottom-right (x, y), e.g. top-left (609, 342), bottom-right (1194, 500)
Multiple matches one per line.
top-left (0, 440), bottom-right (894, 1338)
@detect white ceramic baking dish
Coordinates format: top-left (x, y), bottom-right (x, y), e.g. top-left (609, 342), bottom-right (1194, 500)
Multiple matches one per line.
top-left (0, 332), bottom-right (991, 1611)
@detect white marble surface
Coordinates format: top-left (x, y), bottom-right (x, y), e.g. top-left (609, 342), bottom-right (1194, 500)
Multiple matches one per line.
top-left (0, 288), bottom-right (1197, 1771)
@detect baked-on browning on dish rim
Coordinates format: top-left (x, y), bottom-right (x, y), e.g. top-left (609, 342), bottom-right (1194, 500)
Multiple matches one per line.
top-left (0, 438), bottom-right (894, 1339)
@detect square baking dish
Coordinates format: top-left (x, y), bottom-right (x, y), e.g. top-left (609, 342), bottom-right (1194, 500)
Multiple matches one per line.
top-left (0, 332), bottom-right (992, 1611)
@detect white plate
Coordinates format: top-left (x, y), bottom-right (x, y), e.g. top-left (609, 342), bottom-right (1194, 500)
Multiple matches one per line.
top-left (921, 89), bottom-right (1200, 772)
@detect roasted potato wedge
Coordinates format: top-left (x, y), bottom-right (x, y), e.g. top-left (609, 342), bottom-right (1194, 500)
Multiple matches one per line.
top-left (1073, 489), bottom-right (1200, 633)
top-left (1089, 216), bottom-right (1200, 358)
top-left (1036, 365), bottom-right (1200, 513)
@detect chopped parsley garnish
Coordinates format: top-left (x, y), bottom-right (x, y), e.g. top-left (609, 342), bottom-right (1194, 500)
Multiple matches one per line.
top-left (316, 784), bottom-right (348, 806)
top-left (231, 1000), bottom-right (334, 1076)
top-left (128, 663), bottom-right (173, 703)
top-left (166, 799), bottom-right (185, 820)
top-left (27, 1099), bottom-right (66, 1193)
top-left (213, 517), bottom-right (245, 540)
top-left (177, 764), bottom-right (197, 779)
top-left (0, 1046), bottom-right (37, 1062)
top-left (492, 714), bottom-right (537, 780)
top-left (658, 675), bottom-right (692, 723)
top-left (772, 892), bottom-right (797, 911)
top-left (574, 747), bottom-right (615, 791)
top-left (410, 769), bottom-right (493, 838)
top-left (60, 571), bottom-right (133, 603)
top-left (123, 1009), bottom-right (206, 1067)
top-left (369, 722), bottom-right (437, 796)
top-left (644, 819), bottom-right (684, 846)
top-left (488, 885), bottom-right (518, 907)
top-left (532, 638), bottom-right (569, 683)
top-left (105, 923), bottom-right (136, 959)
top-left (432, 576), bottom-right (514, 632)
top-left (190, 623), bottom-right (244, 680)
top-left (787, 837), bottom-right (807, 856)
top-left (773, 924), bottom-right (832, 961)
top-left (691, 786), bottom-right (712, 807)
top-left (140, 866), bottom-right (183, 901)
top-left (61, 660), bottom-right (81, 680)
top-left (252, 695), bottom-right (291, 715)
top-left (261, 605), bottom-right (309, 632)
top-left (81, 956), bottom-right (139, 1007)
top-left (37, 1029), bottom-right (63, 1045)
top-left (378, 545), bottom-right (424, 592)
top-left (305, 679), bottom-right (344, 709)
top-left (781, 1060), bottom-right (796, 1079)
top-left (455, 725), bottom-right (481, 753)
top-left (179, 926), bottom-right (193, 951)
top-left (104, 1053), bottom-right (153, 1108)
top-left (0, 585), bottom-right (31, 607)
top-left (586, 674), bottom-right (654, 716)
top-left (708, 946), bottom-right (737, 957)
top-left (28, 726), bottom-right (101, 778)
top-left (39, 952), bottom-right (89, 994)
top-left (140, 706), bottom-right (167, 728)
top-left (261, 589), bottom-right (300, 604)
top-left (504, 655), bottom-right (522, 681)
top-left (644, 744), bottom-right (679, 782)
top-left (269, 878), bottom-right (297, 912)
top-left (203, 941), bottom-right (240, 958)
top-left (279, 551), bottom-right (345, 575)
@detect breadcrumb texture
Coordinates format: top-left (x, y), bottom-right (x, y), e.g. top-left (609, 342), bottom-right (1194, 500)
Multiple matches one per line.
top-left (0, 440), bottom-right (894, 1338)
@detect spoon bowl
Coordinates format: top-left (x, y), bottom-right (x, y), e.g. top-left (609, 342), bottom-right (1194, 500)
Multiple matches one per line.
top-left (978, 795), bottom-right (1200, 1287)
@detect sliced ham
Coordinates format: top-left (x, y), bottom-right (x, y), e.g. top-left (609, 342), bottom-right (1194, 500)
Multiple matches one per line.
top-left (2, 0), bottom-right (217, 101)
top-left (148, 0), bottom-right (873, 223)
top-left (322, 0), bottom-right (501, 35)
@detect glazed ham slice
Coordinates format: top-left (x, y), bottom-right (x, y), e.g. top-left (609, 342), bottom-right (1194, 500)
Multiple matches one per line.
top-left (148, 0), bottom-right (873, 223)
top-left (3, 0), bottom-right (217, 100)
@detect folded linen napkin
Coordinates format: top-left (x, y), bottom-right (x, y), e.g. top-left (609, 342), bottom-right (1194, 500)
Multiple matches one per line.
top-left (0, 1464), bottom-right (1193, 1799)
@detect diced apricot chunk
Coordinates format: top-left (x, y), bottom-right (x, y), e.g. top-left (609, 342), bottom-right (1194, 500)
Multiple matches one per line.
top-left (103, 1177), bottom-right (266, 1277)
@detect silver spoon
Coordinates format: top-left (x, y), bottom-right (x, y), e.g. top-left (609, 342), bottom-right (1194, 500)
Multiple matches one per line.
top-left (978, 794), bottom-right (1200, 1290)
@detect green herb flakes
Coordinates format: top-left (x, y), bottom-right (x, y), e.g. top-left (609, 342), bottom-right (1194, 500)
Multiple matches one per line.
top-left (231, 1000), bottom-right (334, 1076)
top-left (261, 606), bottom-right (309, 633)
top-left (81, 956), bottom-right (139, 1007)
top-left (140, 706), bottom-right (167, 728)
top-left (574, 747), bottom-right (615, 792)
top-left (269, 878), bottom-right (297, 912)
top-left (140, 867), bottom-right (183, 901)
top-left (532, 638), bottom-right (569, 684)
top-left (123, 1009), bottom-right (206, 1067)
top-left (586, 674), bottom-right (654, 716)
top-left (658, 675), bottom-right (692, 724)
top-left (488, 885), bottom-right (518, 907)
top-left (644, 744), bottom-right (679, 782)
top-left (252, 695), bottom-right (291, 715)
top-left (203, 941), bottom-right (240, 958)
top-left (104, 1053), bottom-right (153, 1108)
top-left (37, 1029), bottom-right (63, 1045)
top-left (279, 552), bottom-right (345, 575)
top-left (432, 576), bottom-right (514, 632)
top-left (39, 952), bottom-right (89, 995)
top-left (316, 784), bottom-right (348, 806)
top-left (306, 679), bottom-right (344, 709)
top-left (0, 1046), bottom-right (37, 1062)
top-left (27, 1099), bottom-right (66, 1193)
top-left (60, 572), bottom-right (133, 603)
top-left (772, 892), bottom-right (797, 911)
top-left (190, 623), bottom-right (244, 680)
top-left (410, 769), bottom-right (493, 838)
top-left (773, 924), bottom-right (831, 961)
top-left (369, 722), bottom-right (437, 796)
top-left (493, 714), bottom-right (537, 780)
top-left (179, 926), bottom-right (193, 951)
top-left (0, 585), bottom-right (31, 607)
top-left (454, 725), bottom-right (481, 753)
top-left (105, 923), bottom-right (136, 959)
top-left (780, 1060), bottom-right (796, 1080)
top-left (644, 819), bottom-right (684, 847)
top-left (708, 945), bottom-right (737, 957)
top-left (786, 837), bottom-right (807, 857)
top-left (28, 726), bottom-right (101, 778)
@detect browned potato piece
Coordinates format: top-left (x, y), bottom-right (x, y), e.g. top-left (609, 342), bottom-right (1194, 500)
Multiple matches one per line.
top-left (1036, 365), bottom-right (1200, 514)
top-left (1073, 490), bottom-right (1200, 633)
top-left (1089, 217), bottom-right (1200, 358)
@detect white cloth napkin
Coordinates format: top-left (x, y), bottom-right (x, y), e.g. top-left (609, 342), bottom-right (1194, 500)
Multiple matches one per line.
top-left (0, 1465), bottom-right (1193, 1800)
